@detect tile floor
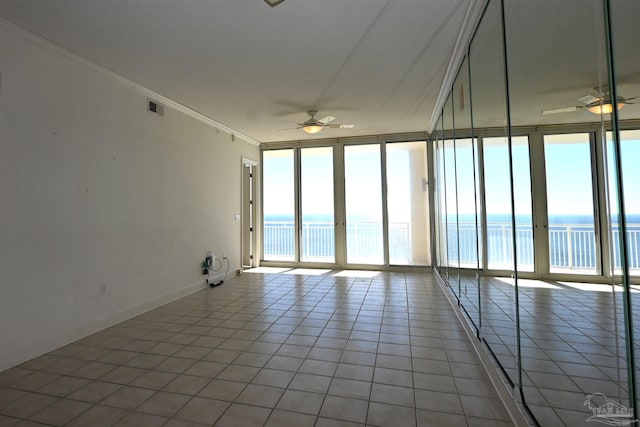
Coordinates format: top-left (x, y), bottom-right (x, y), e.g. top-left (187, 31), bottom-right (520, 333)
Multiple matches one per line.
top-left (0, 268), bottom-right (513, 426)
top-left (445, 272), bottom-right (636, 426)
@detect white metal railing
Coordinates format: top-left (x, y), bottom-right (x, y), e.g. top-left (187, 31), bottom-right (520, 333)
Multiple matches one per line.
top-left (548, 225), bottom-right (595, 269)
top-left (445, 222), bottom-right (534, 267)
top-left (612, 226), bottom-right (640, 270)
top-left (263, 219), bottom-right (640, 269)
top-left (445, 222), bottom-right (640, 270)
top-left (263, 221), bottom-right (411, 261)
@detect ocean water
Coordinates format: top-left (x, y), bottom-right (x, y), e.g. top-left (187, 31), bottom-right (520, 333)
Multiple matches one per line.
top-left (264, 213), bottom-right (640, 268)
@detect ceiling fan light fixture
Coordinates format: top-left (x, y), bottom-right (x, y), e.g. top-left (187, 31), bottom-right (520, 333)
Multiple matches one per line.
top-left (587, 98), bottom-right (625, 115)
top-left (302, 124), bottom-right (323, 134)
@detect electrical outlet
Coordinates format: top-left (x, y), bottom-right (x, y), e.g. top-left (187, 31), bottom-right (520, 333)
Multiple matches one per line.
top-left (223, 253), bottom-right (227, 259)
top-left (99, 283), bottom-right (107, 295)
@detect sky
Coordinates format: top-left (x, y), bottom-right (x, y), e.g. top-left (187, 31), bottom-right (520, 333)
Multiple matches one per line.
top-left (263, 133), bottom-right (640, 222)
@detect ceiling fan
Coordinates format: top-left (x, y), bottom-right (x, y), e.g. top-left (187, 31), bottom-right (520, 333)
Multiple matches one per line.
top-left (542, 88), bottom-right (638, 116)
top-left (264, 0), bottom-right (286, 7)
top-left (295, 110), bottom-right (355, 134)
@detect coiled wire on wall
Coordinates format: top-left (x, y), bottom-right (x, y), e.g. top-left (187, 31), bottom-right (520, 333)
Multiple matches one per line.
top-left (203, 251), bottom-right (230, 287)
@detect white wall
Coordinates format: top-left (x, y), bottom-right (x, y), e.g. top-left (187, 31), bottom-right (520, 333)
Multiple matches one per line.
top-left (0, 25), bottom-right (259, 370)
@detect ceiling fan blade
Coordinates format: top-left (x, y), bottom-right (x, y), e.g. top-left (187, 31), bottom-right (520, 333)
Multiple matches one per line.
top-left (318, 116), bottom-right (336, 125)
top-left (578, 95), bottom-right (600, 105)
top-left (326, 123), bottom-right (355, 129)
top-left (541, 106), bottom-right (581, 115)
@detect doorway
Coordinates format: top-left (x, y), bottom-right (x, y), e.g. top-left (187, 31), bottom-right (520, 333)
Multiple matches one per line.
top-left (242, 158), bottom-right (258, 269)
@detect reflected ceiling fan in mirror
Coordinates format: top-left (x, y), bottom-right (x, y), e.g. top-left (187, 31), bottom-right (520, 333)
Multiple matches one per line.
top-left (542, 87), bottom-right (638, 116)
top-left (286, 110), bottom-right (355, 134)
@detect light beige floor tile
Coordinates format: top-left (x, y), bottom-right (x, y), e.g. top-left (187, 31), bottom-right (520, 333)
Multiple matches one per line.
top-left (67, 381), bottom-right (122, 403)
top-left (129, 370), bottom-right (177, 390)
top-left (99, 366), bottom-right (146, 385)
top-left (114, 411), bottom-right (167, 426)
top-left (216, 365), bottom-right (260, 382)
top-left (251, 369), bottom-right (295, 388)
top-left (36, 376), bottom-right (89, 397)
top-left (289, 373), bottom-right (332, 394)
top-left (198, 379), bottom-right (247, 401)
top-left (370, 383), bottom-right (414, 407)
top-left (174, 396), bottom-right (229, 425)
top-left (215, 403), bottom-right (271, 427)
top-left (101, 386), bottom-right (155, 410)
top-left (162, 374), bottom-right (210, 395)
top-left (0, 270), bottom-right (516, 427)
top-left (276, 389), bottom-right (325, 415)
top-left (328, 378), bottom-right (371, 400)
top-left (29, 398), bottom-right (92, 426)
top-left (264, 409), bottom-right (316, 427)
top-left (0, 392), bottom-right (58, 419)
top-left (373, 367), bottom-right (413, 387)
top-left (319, 396), bottom-right (368, 424)
top-left (367, 401), bottom-right (416, 427)
top-left (136, 391), bottom-right (190, 417)
top-left (65, 404), bottom-right (129, 427)
top-left (184, 361), bottom-right (227, 378)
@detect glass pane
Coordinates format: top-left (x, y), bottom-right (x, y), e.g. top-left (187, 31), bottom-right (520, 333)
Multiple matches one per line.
top-left (435, 129), bottom-right (449, 275)
top-left (469, 0), bottom-right (517, 387)
top-left (610, 1), bottom-right (640, 419)
top-left (262, 149), bottom-right (295, 261)
top-left (456, 138), bottom-right (480, 268)
top-left (444, 140), bottom-right (459, 269)
top-left (544, 133), bottom-right (597, 274)
top-left (606, 130), bottom-right (640, 274)
top-left (483, 136), bottom-right (533, 271)
top-left (386, 142), bottom-right (430, 265)
top-left (443, 94), bottom-right (460, 294)
top-left (301, 147), bottom-right (335, 263)
top-left (344, 144), bottom-right (383, 264)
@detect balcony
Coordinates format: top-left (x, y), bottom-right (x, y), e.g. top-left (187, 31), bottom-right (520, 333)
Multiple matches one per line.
top-left (263, 221), bottom-right (411, 263)
top-left (445, 222), bottom-right (640, 273)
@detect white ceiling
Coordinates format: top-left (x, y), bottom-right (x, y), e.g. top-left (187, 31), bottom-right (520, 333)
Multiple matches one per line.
top-left (0, 0), bottom-right (472, 143)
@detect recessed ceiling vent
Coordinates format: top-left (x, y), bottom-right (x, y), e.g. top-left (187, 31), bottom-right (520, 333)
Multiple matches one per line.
top-left (147, 99), bottom-right (164, 116)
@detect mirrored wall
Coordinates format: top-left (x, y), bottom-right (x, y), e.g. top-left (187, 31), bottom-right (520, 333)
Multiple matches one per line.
top-left (432, 0), bottom-right (640, 425)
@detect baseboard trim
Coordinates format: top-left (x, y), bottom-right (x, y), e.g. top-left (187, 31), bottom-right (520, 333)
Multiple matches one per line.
top-left (0, 278), bottom-right (211, 372)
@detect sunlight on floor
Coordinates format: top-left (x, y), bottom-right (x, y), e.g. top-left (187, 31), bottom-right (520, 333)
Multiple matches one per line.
top-left (332, 270), bottom-right (381, 278)
top-left (243, 267), bottom-right (292, 274)
top-left (284, 268), bottom-right (332, 276)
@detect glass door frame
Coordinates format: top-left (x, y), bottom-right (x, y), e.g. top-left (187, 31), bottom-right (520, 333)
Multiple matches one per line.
top-left (457, 125), bottom-right (622, 281)
top-left (539, 130), bottom-right (603, 276)
top-left (260, 139), bottom-right (431, 269)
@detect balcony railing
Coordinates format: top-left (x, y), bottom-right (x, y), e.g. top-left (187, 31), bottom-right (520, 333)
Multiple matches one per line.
top-left (263, 221), bottom-right (411, 262)
top-left (264, 219), bottom-right (640, 271)
top-left (445, 222), bottom-right (640, 271)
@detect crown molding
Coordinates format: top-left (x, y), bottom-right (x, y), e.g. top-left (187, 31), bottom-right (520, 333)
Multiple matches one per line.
top-left (0, 17), bottom-right (261, 146)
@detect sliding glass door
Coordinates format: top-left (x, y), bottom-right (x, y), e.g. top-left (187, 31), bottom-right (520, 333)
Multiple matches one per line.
top-left (544, 133), bottom-right (598, 274)
top-left (483, 136), bottom-right (534, 271)
top-left (344, 144), bottom-right (384, 265)
top-left (607, 130), bottom-right (640, 275)
top-left (262, 149), bottom-right (295, 261)
top-left (262, 142), bottom-right (430, 267)
top-left (300, 147), bottom-right (335, 263)
top-left (386, 142), bottom-right (430, 265)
